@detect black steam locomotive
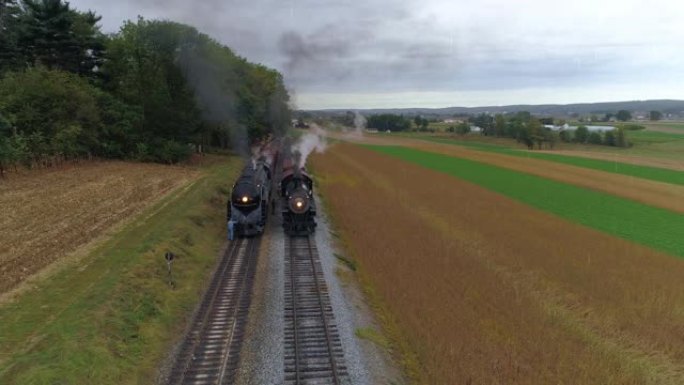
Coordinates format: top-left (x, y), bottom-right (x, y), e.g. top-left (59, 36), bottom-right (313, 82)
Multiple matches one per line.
top-left (226, 143), bottom-right (278, 239)
top-left (280, 156), bottom-right (317, 235)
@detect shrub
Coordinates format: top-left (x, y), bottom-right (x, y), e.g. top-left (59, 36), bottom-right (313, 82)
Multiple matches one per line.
top-left (617, 123), bottom-right (645, 131)
top-left (588, 131), bottom-right (603, 144)
top-left (0, 68), bottom-right (101, 137)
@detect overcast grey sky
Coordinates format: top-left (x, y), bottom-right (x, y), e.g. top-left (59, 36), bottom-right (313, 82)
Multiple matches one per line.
top-left (70, 0), bottom-right (684, 109)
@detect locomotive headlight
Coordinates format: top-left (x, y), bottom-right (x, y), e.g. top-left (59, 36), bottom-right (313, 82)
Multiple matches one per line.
top-left (290, 196), bottom-right (307, 213)
top-left (242, 196), bottom-right (249, 203)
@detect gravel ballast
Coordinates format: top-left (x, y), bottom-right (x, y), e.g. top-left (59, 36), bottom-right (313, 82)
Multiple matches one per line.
top-left (234, 195), bottom-right (404, 384)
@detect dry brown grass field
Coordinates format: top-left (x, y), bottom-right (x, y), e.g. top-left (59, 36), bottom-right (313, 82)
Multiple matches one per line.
top-left (312, 143), bottom-right (684, 385)
top-left (0, 161), bottom-right (198, 294)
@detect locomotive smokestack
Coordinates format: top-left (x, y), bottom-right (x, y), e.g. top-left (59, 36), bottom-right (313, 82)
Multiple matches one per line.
top-left (293, 152), bottom-right (303, 178)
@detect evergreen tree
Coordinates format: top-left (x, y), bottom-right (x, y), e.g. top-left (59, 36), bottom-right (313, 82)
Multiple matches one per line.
top-left (0, 0), bottom-right (23, 72)
top-left (19, 0), bottom-right (105, 76)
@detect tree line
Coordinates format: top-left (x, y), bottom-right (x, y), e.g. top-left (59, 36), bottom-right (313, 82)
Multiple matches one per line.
top-left (578, 109), bottom-right (664, 122)
top-left (0, 0), bottom-right (291, 176)
top-left (361, 111), bottom-right (631, 150)
top-left (366, 114), bottom-right (412, 132)
top-left (470, 112), bottom-right (630, 149)
top-left (569, 125), bottom-right (628, 147)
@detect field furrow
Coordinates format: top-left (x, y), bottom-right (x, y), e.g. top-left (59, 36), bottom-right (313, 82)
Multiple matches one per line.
top-left (0, 162), bottom-right (197, 294)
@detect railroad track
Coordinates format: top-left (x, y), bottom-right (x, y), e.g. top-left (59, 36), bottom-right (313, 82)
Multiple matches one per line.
top-left (284, 236), bottom-right (348, 385)
top-left (168, 237), bottom-right (259, 385)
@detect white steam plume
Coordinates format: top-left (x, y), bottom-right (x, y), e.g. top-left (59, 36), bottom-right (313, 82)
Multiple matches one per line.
top-left (353, 111), bottom-right (366, 134)
top-left (342, 111), bottom-right (366, 138)
top-left (293, 124), bottom-right (327, 168)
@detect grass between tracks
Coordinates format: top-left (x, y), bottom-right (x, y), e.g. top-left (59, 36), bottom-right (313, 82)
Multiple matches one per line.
top-left (0, 156), bottom-right (240, 385)
top-left (368, 145), bottom-right (684, 258)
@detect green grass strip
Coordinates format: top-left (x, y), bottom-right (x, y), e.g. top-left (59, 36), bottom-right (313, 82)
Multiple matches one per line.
top-left (419, 137), bottom-right (684, 187)
top-left (628, 130), bottom-right (684, 143)
top-left (646, 122), bottom-right (684, 131)
top-left (368, 145), bottom-right (684, 258)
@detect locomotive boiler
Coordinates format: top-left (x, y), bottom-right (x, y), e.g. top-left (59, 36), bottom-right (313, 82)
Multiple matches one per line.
top-left (280, 156), bottom-right (317, 235)
top-left (226, 141), bottom-right (278, 239)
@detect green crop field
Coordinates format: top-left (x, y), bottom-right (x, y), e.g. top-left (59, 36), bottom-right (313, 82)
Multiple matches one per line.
top-left (368, 145), bottom-right (684, 258)
top-left (419, 137), bottom-right (684, 186)
top-left (645, 122), bottom-right (684, 131)
top-left (627, 129), bottom-right (684, 143)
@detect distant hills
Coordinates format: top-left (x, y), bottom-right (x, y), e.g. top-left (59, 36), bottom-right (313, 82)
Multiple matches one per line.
top-left (307, 99), bottom-right (684, 117)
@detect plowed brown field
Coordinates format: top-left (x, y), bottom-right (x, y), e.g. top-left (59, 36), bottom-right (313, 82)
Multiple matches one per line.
top-left (312, 143), bottom-right (684, 385)
top-left (0, 161), bottom-right (197, 294)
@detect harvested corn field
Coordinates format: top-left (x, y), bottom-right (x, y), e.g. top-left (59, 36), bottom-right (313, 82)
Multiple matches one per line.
top-left (311, 143), bottom-right (684, 385)
top-left (0, 161), bottom-right (197, 294)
